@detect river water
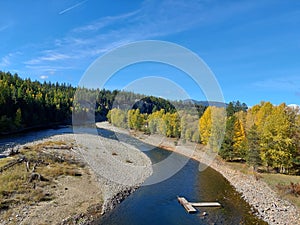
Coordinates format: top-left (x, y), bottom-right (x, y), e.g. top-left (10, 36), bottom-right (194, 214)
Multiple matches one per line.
top-left (0, 126), bottom-right (73, 150)
top-left (0, 127), bottom-right (267, 224)
top-left (97, 146), bottom-right (267, 225)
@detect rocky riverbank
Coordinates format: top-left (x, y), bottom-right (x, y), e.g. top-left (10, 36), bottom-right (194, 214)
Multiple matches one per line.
top-left (211, 160), bottom-right (300, 225)
top-left (0, 134), bottom-right (103, 225)
top-left (71, 130), bottom-right (152, 215)
top-left (0, 128), bottom-right (152, 224)
top-left (151, 141), bottom-right (300, 224)
top-left (97, 122), bottom-right (300, 225)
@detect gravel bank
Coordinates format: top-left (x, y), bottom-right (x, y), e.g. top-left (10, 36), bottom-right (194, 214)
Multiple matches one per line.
top-left (41, 131), bottom-right (152, 215)
top-left (210, 160), bottom-right (300, 225)
top-left (0, 128), bottom-right (152, 223)
top-left (72, 125), bottom-right (153, 214)
top-left (0, 134), bottom-right (103, 225)
top-left (39, 130), bottom-right (152, 215)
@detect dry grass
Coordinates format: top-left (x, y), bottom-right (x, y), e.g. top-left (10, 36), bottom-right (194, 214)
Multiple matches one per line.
top-left (0, 163), bottom-right (28, 197)
top-left (261, 173), bottom-right (300, 187)
top-left (0, 140), bottom-right (84, 215)
top-left (222, 160), bottom-right (300, 210)
top-left (0, 157), bottom-right (14, 168)
top-left (225, 161), bottom-right (252, 175)
top-left (261, 173), bottom-right (300, 208)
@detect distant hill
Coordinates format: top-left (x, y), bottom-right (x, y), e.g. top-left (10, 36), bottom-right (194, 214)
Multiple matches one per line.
top-left (132, 96), bottom-right (176, 114)
top-left (183, 99), bottom-right (227, 108)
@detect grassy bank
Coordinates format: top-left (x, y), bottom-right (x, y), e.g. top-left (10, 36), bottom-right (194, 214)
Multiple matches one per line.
top-left (0, 138), bottom-right (103, 224)
top-left (225, 161), bottom-right (300, 209)
top-left (261, 173), bottom-right (300, 208)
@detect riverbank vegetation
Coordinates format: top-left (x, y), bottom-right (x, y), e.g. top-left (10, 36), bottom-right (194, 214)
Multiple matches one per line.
top-left (0, 140), bottom-right (97, 223)
top-left (1, 70), bottom-right (299, 175)
top-left (224, 160), bottom-right (300, 208)
top-left (107, 101), bottom-right (300, 176)
top-left (0, 71), bottom-right (180, 134)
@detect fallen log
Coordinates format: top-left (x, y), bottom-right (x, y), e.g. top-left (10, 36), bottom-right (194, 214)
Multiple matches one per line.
top-left (29, 172), bottom-right (49, 182)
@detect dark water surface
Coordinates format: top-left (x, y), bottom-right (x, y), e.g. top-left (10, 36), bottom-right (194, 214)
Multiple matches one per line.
top-left (97, 146), bottom-right (267, 225)
top-left (0, 126), bottom-right (73, 151)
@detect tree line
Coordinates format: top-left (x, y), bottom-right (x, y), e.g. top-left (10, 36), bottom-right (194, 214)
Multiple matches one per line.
top-left (0, 71), bottom-right (75, 133)
top-left (1, 71), bottom-right (299, 174)
top-left (218, 102), bottom-right (300, 175)
top-left (107, 101), bottom-right (300, 175)
top-left (0, 71), bottom-right (119, 134)
top-left (0, 71), bottom-right (181, 133)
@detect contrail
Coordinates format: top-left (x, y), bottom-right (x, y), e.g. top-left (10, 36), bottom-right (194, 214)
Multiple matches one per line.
top-left (59, 0), bottom-right (88, 15)
top-left (0, 24), bottom-right (11, 32)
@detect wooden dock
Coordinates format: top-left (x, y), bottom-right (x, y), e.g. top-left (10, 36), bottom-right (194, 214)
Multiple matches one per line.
top-left (177, 197), bottom-right (197, 213)
top-left (177, 196), bottom-right (221, 213)
top-left (190, 202), bottom-right (221, 207)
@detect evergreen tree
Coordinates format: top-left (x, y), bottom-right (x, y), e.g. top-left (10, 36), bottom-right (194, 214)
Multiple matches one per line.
top-left (246, 124), bottom-right (261, 170)
top-left (219, 116), bottom-right (236, 160)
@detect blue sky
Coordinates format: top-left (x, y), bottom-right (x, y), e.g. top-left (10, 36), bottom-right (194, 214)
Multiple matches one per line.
top-left (0, 0), bottom-right (300, 106)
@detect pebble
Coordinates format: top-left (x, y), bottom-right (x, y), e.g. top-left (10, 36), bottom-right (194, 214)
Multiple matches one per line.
top-left (208, 161), bottom-right (300, 225)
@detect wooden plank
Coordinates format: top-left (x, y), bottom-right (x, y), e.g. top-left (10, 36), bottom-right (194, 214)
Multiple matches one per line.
top-left (177, 196), bottom-right (221, 214)
top-left (177, 197), bottom-right (197, 213)
top-left (190, 202), bottom-right (221, 207)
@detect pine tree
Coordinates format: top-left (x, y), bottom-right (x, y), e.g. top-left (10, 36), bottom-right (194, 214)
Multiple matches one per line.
top-left (219, 116), bottom-right (235, 160)
top-left (14, 108), bottom-right (22, 127)
top-left (246, 124), bottom-right (261, 171)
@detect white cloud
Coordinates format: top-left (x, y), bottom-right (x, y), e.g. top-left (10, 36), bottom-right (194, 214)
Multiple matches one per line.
top-left (40, 75), bottom-right (48, 79)
top-left (25, 52), bottom-right (71, 65)
top-left (0, 55), bottom-right (10, 67)
top-left (72, 10), bottom-right (140, 33)
top-left (0, 52), bottom-right (21, 68)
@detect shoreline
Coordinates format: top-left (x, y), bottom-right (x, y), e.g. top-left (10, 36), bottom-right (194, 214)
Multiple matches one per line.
top-left (0, 122), bottom-right (70, 137)
top-left (97, 122), bottom-right (300, 225)
top-left (0, 134), bottom-right (104, 225)
top-left (2, 122), bottom-right (299, 224)
top-left (0, 129), bottom-right (152, 224)
top-left (71, 131), bottom-right (152, 216)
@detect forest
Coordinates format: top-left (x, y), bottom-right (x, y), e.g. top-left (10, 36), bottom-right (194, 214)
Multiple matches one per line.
top-left (0, 71), bottom-right (183, 133)
top-left (0, 71), bottom-right (117, 134)
top-left (107, 101), bottom-right (300, 175)
top-left (0, 71), bottom-right (74, 133)
top-left (1, 71), bottom-right (299, 175)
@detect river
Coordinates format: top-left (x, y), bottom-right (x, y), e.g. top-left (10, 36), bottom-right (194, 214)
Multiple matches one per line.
top-left (97, 146), bottom-right (267, 225)
top-left (0, 126), bottom-right (73, 154)
top-left (0, 127), bottom-right (267, 224)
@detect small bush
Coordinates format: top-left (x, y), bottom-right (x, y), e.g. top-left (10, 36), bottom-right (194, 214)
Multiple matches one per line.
top-left (277, 182), bottom-right (300, 196)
